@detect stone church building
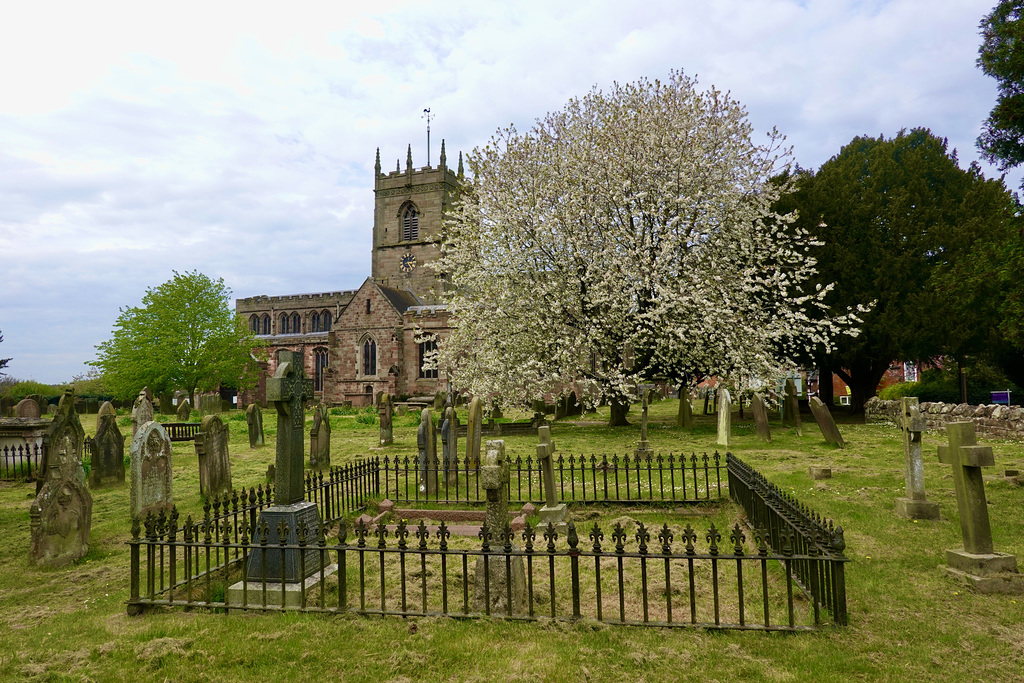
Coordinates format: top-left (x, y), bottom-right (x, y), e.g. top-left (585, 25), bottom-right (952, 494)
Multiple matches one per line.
top-left (236, 143), bottom-right (461, 407)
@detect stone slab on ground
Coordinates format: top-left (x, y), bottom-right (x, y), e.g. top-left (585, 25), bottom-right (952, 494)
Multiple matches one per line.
top-left (228, 564), bottom-right (338, 608)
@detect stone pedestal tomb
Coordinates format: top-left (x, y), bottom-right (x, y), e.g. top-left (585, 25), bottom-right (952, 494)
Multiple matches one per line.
top-left (894, 397), bottom-right (939, 520)
top-left (130, 421), bottom-right (173, 520)
top-left (246, 404), bottom-right (264, 448)
top-left (937, 421), bottom-right (1021, 593)
top-left (716, 386), bottom-right (731, 447)
top-left (195, 414), bottom-right (232, 497)
top-left (473, 439), bottom-right (527, 615)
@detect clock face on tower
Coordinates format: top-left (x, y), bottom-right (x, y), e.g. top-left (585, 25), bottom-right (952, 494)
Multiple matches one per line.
top-left (399, 252), bottom-right (417, 274)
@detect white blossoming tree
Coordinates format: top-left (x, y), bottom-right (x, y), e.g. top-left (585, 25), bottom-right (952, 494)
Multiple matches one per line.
top-left (435, 71), bottom-right (855, 425)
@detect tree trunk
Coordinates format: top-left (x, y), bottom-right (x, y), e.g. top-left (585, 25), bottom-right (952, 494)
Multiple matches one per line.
top-left (835, 360), bottom-right (888, 415)
top-left (608, 397), bottom-right (630, 426)
top-left (818, 364), bottom-right (835, 407)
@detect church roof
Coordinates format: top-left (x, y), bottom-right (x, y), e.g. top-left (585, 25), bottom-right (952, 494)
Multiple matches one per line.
top-left (376, 284), bottom-right (421, 313)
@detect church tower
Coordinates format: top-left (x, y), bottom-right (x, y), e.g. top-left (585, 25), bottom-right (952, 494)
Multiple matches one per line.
top-left (371, 141), bottom-right (462, 303)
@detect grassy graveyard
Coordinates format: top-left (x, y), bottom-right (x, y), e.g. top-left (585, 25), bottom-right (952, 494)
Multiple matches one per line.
top-left (1, 399), bottom-right (1023, 682)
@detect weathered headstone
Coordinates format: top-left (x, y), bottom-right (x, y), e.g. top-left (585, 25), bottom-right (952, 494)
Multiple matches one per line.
top-left (90, 410), bottom-right (125, 487)
top-left (537, 425), bottom-right (566, 527)
top-left (38, 390), bottom-right (87, 493)
top-left (131, 389), bottom-right (154, 438)
top-left (157, 392), bottom-right (176, 415)
top-left (309, 404), bottom-right (331, 469)
top-left (95, 401), bottom-right (116, 432)
top-left (15, 398), bottom-right (41, 419)
top-left (783, 379), bottom-right (802, 436)
top-left (716, 386), bottom-right (731, 447)
top-left (129, 421), bottom-right (173, 520)
top-left (378, 393), bottom-right (393, 446)
top-left (199, 394), bottom-right (221, 416)
top-left (26, 393), bottom-right (47, 415)
top-left (937, 421), bottom-right (1021, 592)
top-left (246, 403), bottom-right (264, 448)
top-left (636, 386), bottom-right (653, 455)
top-left (895, 397), bottom-right (939, 520)
top-left (441, 405), bottom-right (459, 484)
top-left (417, 408), bottom-right (438, 495)
top-left (677, 387), bottom-right (692, 429)
top-left (30, 476), bottom-right (92, 568)
top-left (176, 398), bottom-right (192, 421)
top-left (244, 349), bottom-right (322, 585)
top-left (751, 393), bottom-right (772, 442)
top-left (473, 439), bottom-right (527, 615)
top-left (809, 397), bottom-right (845, 448)
top-left (466, 397), bottom-right (483, 470)
top-left (195, 414), bottom-right (232, 497)
top-left (433, 390), bottom-right (445, 411)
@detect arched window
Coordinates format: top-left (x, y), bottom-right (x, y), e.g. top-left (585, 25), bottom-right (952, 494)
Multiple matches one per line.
top-left (261, 314), bottom-right (270, 335)
top-left (322, 310), bottom-right (332, 331)
top-left (418, 338), bottom-right (438, 379)
top-left (249, 314), bottom-right (259, 333)
top-left (365, 299), bottom-right (371, 314)
top-left (291, 312), bottom-right (301, 334)
top-left (311, 311), bottom-right (321, 332)
top-left (402, 205), bottom-right (419, 241)
top-left (280, 313), bottom-right (289, 334)
top-left (313, 347), bottom-right (329, 392)
top-left (363, 338), bottom-right (377, 376)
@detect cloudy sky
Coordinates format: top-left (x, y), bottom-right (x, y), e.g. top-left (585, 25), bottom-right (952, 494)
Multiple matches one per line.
top-left (0, 0), bottom-right (1012, 384)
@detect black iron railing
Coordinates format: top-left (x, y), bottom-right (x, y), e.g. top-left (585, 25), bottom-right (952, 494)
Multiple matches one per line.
top-left (0, 443), bottom-right (42, 480)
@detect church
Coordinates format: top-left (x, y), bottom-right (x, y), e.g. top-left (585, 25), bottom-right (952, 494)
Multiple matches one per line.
top-left (235, 143), bottom-right (462, 407)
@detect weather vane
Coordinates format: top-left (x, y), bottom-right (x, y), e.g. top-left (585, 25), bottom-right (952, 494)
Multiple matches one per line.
top-left (423, 108), bottom-right (432, 167)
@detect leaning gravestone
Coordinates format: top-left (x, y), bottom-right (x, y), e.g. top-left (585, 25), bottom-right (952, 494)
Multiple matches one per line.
top-left (537, 425), bottom-right (566, 527)
top-left (894, 397), bottom-right (938, 520)
top-left (90, 409), bottom-right (125, 487)
top-left (15, 398), bottom-right (41, 419)
top-left (417, 408), bottom-right (438, 496)
top-left (378, 393), bottom-right (393, 446)
top-left (131, 389), bottom-right (154, 438)
top-left (473, 439), bottom-right (527, 615)
top-left (246, 403), bottom-right (264, 447)
top-left (783, 379), bottom-right (802, 436)
top-left (95, 401), bottom-right (116, 432)
top-left (130, 421), bottom-right (173, 521)
top-left (176, 398), bottom-right (192, 421)
top-left (466, 397), bottom-right (483, 470)
top-left (309, 404), bottom-right (331, 469)
top-left (195, 414), bottom-right (232, 497)
top-left (809, 397), bottom-right (845, 448)
top-left (716, 386), bottom-right (731, 447)
top-left (751, 393), bottom-right (772, 442)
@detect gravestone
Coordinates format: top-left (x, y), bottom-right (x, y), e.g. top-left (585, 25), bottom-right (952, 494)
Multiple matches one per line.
top-left (157, 392), bottom-right (176, 415)
top-left (441, 404), bottom-right (459, 484)
top-left (937, 421), bottom-right (1021, 592)
top-left (809, 397), bottom-right (845, 448)
top-left (309, 404), bottom-right (331, 469)
top-left (895, 397), bottom-right (938, 520)
top-left (30, 473), bottom-right (92, 568)
top-left (176, 398), bottom-right (192, 421)
top-left (130, 389), bottom-right (154, 438)
top-left (199, 394), bottom-right (221, 416)
top-left (47, 404), bottom-right (56, 415)
top-left (473, 439), bottom-right (527, 615)
top-left (244, 350), bottom-right (323, 585)
top-left (677, 387), bottom-right (692, 429)
top-left (0, 396), bottom-right (12, 417)
top-left (246, 403), bottom-right (264, 447)
top-left (90, 410), bottom-right (125, 487)
top-left (417, 408), bottom-right (438, 495)
top-left (26, 393), bottom-right (47, 415)
top-left (782, 379), bottom-right (802, 436)
top-left (537, 425), bottom-right (567, 527)
top-left (716, 386), bottom-right (731, 447)
top-left (751, 393), bottom-right (772, 442)
top-left (95, 401), bottom-right (116, 432)
top-left (15, 398), bottom-right (40, 419)
top-left (433, 390), bottom-right (445, 411)
top-left (39, 390), bottom-right (87, 494)
top-left (466, 397), bottom-right (483, 470)
top-left (636, 386), bottom-right (653, 456)
top-left (378, 393), bottom-right (393, 446)
top-left (129, 421), bottom-right (173, 520)
top-left (195, 414), bottom-right (232, 497)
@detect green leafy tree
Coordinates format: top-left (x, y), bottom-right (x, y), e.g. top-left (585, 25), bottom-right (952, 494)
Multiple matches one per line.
top-left (978, 1), bottom-right (1024, 186)
top-left (781, 129), bottom-right (1017, 412)
top-left (93, 270), bottom-right (264, 402)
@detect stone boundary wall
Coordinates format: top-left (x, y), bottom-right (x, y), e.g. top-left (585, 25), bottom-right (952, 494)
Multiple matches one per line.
top-left (864, 397), bottom-right (1024, 440)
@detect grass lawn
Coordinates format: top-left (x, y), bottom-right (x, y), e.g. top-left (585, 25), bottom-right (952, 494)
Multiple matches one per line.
top-left (1, 398), bottom-right (1022, 682)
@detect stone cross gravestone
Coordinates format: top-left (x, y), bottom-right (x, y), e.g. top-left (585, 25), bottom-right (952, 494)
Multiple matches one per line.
top-left (309, 404), bottom-right (331, 469)
top-left (379, 392), bottom-right (393, 446)
top-left (15, 398), bottom-right (40, 419)
top-left (195, 414), bottom-right (232, 497)
top-left (246, 403), bottom-right (264, 448)
top-left (129, 421), bottom-right (173, 520)
top-left (937, 421), bottom-right (1020, 589)
top-left (417, 408), bottom-right (438, 495)
top-left (474, 439), bottom-right (527, 615)
top-left (245, 350), bottom-right (322, 584)
top-left (95, 401), bottom-right (116, 432)
top-left (90, 410), bottom-right (125, 487)
top-left (176, 398), bottom-right (192, 421)
top-left (131, 389), bottom-right (154, 438)
top-left (466, 397), bottom-right (483, 470)
top-left (536, 425), bottom-right (567, 527)
top-left (716, 386), bottom-right (731, 447)
top-left (783, 379), bottom-right (802, 436)
top-left (677, 387), bottom-right (693, 429)
top-left (809, 397), bottom-right (845, 448)
top-left (751, 393), bottom-right (772, 442)
top-left (894, 397), bottom-right (938, 520)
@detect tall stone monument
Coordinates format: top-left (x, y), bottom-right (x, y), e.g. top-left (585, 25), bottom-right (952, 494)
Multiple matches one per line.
top-left (195, 414), bottom-right (232, 497)
top-left (809, 397), bottom-right (845, 448)
top-left (536, 425), bottom-right (567, 528)
top-left (309, 404), bottom-right (331, 469)
top-left (245, 403), bottom-right (264, 447)
top-left (636, 386), bottom-right (653, 455)
top-left (751, 393), bottom-right (772, 442)
top-left (894, 397), bottom-right (938, 520)
top-left (677, 386), bottom-right (692, 429)
top-left (473, 439), bottom-right (527, 615)
top-left (937, 421), bottom-right (1021, 592)
top-left (378, 392), bottom-right (393, 446)
top-left (130, 421), bottom-right (173, 520)
top-left (90, 408), bottom-right (125, 487)
top-left (716, 386), bottom-right (731, 447)
top-left (441, 404), bottom-right (459, 484)
top-left (466, 397), bottom-right (483, 470)
top-left (782, 378), bottom-right (802, 436)
top-left (417, 408), bottom-right (438, 495)
top-left (130, 388), bottom-right (154, 439)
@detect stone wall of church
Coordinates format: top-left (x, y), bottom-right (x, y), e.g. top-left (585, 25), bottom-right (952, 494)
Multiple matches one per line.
top-left (237, 290), bottom-right (355, 335)
top-left (401, 306), bottom-right (451, 399)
